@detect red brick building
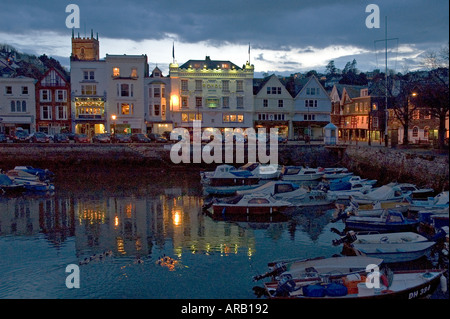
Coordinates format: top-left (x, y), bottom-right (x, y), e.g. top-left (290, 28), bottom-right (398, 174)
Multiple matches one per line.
top-left (35, 67), bottom-right (71, 134)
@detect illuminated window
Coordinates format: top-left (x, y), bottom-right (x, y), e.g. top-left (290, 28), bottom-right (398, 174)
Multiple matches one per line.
top-left (113, 67), bottom-right (120, 77)
top-left (81, 85), bottom-right (97, 95)
top-left (131, 68), bottom-right (137, 78)
top-left (121, 103), bottom-right (132, 115)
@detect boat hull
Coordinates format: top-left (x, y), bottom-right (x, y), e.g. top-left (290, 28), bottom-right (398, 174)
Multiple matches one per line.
top-left (264, 270), bottom-right (445, 299)
top-left (212, 204), bottom-right (291, 216)
top-left (344, 220), bottom-right (419, 233)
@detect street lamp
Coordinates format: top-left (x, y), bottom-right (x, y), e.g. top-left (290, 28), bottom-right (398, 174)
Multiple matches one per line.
top-left (111, 114), bottom-right (116, 136)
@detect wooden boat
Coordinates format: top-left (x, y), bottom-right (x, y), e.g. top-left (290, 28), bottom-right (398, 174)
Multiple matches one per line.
top-left (253, 256), bottom-right (383, 282)
top-left (263, 269), bottom-right (445, 299)
top-left (281, 166), bottom-right (325, 181)
top-left (211, 193), bottom-right (293, 216)
top-left (341, 210), bottom-right (419, 233)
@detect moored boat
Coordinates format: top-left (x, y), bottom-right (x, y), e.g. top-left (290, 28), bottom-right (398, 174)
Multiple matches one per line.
top-left (281, 166), bottom-right (325, 181)
top-left (253, 255), bottom-right (383, 282)
top-left (211, 193), bottom-right (293, 216)
top-left (339, 209), bottom-right (419, 233)
top-left (262, 269), bottom-right (445, 299)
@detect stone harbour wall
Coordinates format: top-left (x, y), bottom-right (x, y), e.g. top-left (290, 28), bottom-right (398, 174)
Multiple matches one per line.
top-left (1, 143), bottom-right (448, 191)
top-left (342, 146), bottom-right (449, 192)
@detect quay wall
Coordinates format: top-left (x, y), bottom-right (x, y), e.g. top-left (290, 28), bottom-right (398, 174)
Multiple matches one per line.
top-left (342, 146), bottom-right (449, 192)
top-left (0, 143), bottom-right (448, 190)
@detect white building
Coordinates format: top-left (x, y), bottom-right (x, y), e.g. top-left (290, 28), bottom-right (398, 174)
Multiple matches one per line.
top-left (253, 74), bottom-right (294, 139)
top-left (145, 66), bottom-right (172, 135)
top-left (168, 56), bottom-right (254, 133)
top-left (0, 76), bottom-right (36, 135)
top-left (293, 75), bottom-right (331, 140)
top-left (105, 54), bottom-right (148, 134)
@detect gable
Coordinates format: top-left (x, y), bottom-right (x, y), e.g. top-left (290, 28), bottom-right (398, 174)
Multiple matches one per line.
top-left (40, 68), bottom-right (66, 87)
top-left (294, 75), bottom-right (330, 101)
top-left (255, 75), bottom-right (291, 98)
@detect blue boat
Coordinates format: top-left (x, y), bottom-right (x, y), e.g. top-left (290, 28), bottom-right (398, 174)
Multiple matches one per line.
top-left (343, 210), bottom-right (419, 233)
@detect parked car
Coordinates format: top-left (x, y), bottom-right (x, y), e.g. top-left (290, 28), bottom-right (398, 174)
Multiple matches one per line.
top-left (92, 133), bottom-right (111, 143)
top-left (131, 133), bottom-right (151, 143)
top-left (74, 133), bottom-right (90, 143)
top-left (27, 132), bottom-right (50, 143)
top-left (53, 133), bottom-right (70, 143)
top-left (65, 132), bottom-right (76, 141)
top-left (11, 130), bottom-right (29, 143)
top-left (111, 133), bottom-right (132, 143)
top-left (148, 133), bottom-right (168, 143)
top-left (0, 133), bottom-right (7, 143)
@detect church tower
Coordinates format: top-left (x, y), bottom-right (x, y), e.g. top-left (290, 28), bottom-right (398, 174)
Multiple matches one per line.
top-left (71, 29), bottom-right (100, 61)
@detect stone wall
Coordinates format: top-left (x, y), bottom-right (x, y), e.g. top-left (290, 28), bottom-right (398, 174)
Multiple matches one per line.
top-left (342, 146), bottom-right (449, 191)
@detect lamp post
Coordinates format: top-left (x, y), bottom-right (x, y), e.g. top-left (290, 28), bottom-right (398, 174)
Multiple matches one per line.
top-left (111, 114), bottom-right (116, 137)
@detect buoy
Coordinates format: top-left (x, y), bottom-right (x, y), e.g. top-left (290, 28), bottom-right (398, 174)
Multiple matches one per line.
top-left (440, 275), bottom-right (447, 293)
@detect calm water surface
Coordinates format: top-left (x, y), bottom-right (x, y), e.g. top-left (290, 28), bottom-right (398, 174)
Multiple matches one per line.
top-left (0, 167), bottom-right (442, 299)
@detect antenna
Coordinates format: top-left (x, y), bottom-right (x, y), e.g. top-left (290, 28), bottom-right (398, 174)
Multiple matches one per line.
top-left (374, 16), bottom-right (398, 147)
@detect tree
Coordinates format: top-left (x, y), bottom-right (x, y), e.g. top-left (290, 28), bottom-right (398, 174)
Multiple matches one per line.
top-left (389, 74), bottom-right (420, 145)
top-left (416, 45), bottom-right (449, 150)
top-left (325, 60), bottom-right (338, 78)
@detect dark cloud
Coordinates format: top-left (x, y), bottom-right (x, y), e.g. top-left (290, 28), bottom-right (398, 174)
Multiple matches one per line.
top-left (0, 0), bottom-right (448, 72)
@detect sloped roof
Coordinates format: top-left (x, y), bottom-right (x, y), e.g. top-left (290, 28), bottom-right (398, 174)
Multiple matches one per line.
top-left (179, 56), bottom-right (241, 70)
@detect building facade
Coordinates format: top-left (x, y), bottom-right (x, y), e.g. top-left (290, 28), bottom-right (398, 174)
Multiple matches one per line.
top-left (105, 54), bottom-right (148, 134)
top-left (35, 67), bottom-right (71, 134)
top-left (293, 75), bottom-right (331, 140)
top-left (0, 76), bottom-right (36, 135)
top-left (70, 32), bottom-right (107, 137)
top-left (253, 74), bottom-right (294, 138)
top-left (145, 67), bottom-right (172, 135)
top-left (168, 56), bottom-right (254, 134)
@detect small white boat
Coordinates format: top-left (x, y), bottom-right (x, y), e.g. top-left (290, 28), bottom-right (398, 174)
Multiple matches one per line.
top-left (410, 191), bottom-right (449, 211)
top-left (351, 185), bottom-right (408, 205)
top-left (200, 164), bottom-right (260, 187)
top-left (352, 232), bottom-right (430, 244)
top-left (396, 183), bottom-right (434, 198)
top-left (348, 176), bottom-right (377, 186)
top-left (211, 193), bottom-right (293, 216)
top-left (253, 256), bottom-right (383, 282)
top-left (281, 167), bottom-right (324, 181)
top-left (238, 163), bottom-right (282, 180)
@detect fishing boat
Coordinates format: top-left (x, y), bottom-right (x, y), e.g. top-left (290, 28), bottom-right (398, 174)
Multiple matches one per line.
top-left (350, 185), bottom-right (408, 205)
top-left (253, 256), bottom-right (383, 282)
top-left (210, 193), bottom-right (293, 216)
top-left (339, 209), bottom-right (419, 233)
top-left (281, 166), bottom-right (325, 181)
top-left (262, 269), bottom-right (445, 299)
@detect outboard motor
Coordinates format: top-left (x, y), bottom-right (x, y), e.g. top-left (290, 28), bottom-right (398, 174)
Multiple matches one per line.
top-left (332, 231), bottom-right (358, 246)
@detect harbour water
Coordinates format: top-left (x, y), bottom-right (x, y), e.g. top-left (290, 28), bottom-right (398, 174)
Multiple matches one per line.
top-left (0, 167), bottom-right (447, 299)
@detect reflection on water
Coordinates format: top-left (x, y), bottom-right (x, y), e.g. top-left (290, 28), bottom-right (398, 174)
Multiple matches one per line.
top-left (0, 168), bottom-right (340, 299)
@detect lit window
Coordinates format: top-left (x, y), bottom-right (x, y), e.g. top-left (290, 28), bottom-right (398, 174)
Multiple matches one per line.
top-left (121, 103), bottom-right (131, 115)
top-left (113, 67), bottom-right (120, 77)
top-left (131, 68), bottom-right (137, 78)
